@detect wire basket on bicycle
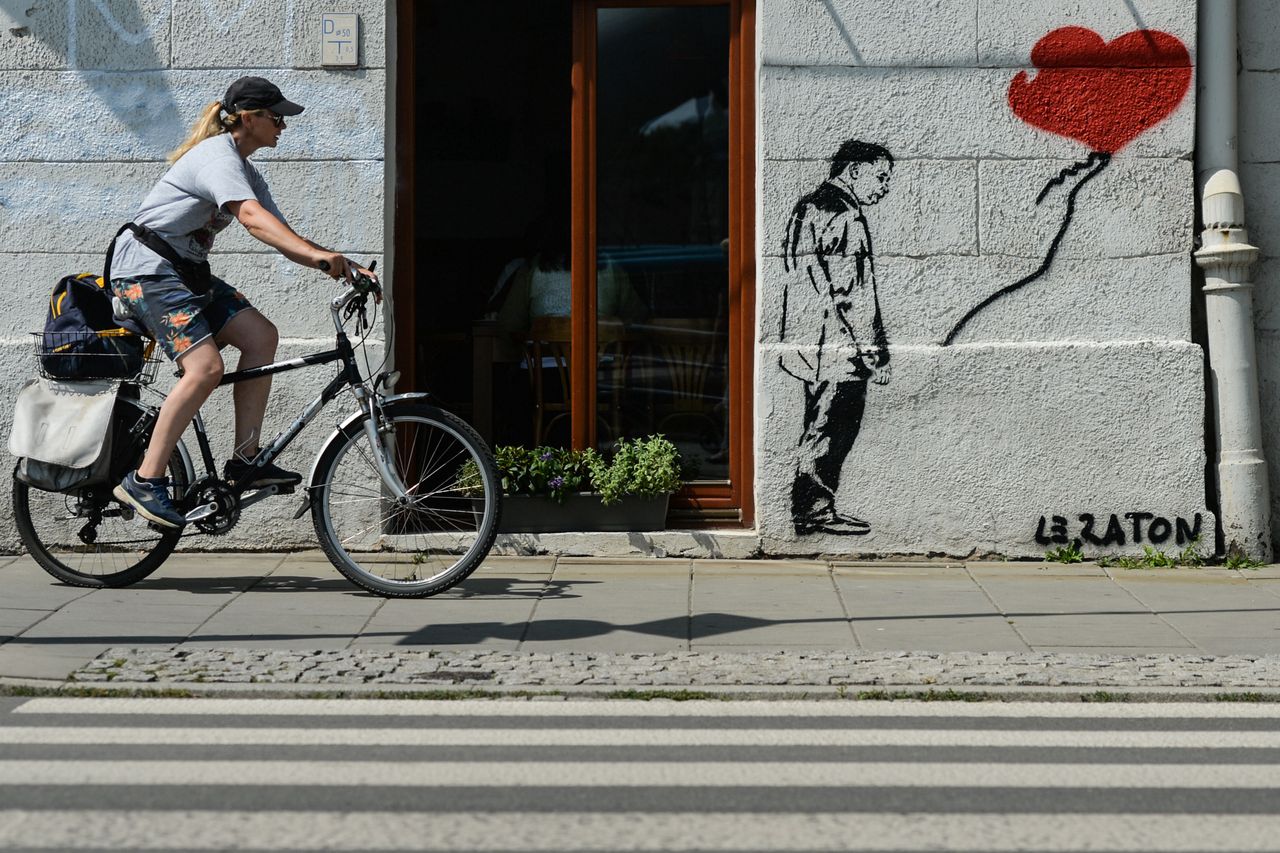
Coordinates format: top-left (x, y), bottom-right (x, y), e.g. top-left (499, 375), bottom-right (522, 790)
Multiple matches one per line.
top-left (32, 331), bottom-right (161, 385)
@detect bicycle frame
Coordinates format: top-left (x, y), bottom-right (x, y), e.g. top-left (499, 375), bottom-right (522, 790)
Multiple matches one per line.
top-left (176, 282), bottom-right (410, 516)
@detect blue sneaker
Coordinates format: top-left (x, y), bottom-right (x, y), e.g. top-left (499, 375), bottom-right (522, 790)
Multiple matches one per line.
top-left (113, 471), bottom-right (186, 529)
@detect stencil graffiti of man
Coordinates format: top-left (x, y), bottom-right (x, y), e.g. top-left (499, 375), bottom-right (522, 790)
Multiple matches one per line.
top-left (780, 140), bottom-right (893, 536)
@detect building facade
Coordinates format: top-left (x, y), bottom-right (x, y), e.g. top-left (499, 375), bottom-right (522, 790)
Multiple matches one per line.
top-left (1, 0), bottom-right (1271, 561)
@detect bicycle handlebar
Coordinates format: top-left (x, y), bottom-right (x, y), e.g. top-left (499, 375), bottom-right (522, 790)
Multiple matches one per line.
top-left (319, 259), bottom-right (381, 298)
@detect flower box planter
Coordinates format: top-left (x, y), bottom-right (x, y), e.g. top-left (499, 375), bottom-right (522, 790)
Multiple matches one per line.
top-left (489, 493), bottom-right (670, 533)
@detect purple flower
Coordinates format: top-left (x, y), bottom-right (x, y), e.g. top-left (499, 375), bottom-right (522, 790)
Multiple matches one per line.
top-left (540, 451), bottom-right (553, 461)
top-left (549, 476), bottom-right (565, 489)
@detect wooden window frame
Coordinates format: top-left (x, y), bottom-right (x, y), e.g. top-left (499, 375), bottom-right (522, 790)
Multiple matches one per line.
top-left (574, 0), bottom-right (755, 527)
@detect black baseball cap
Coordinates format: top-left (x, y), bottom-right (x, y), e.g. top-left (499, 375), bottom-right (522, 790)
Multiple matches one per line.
top-left (222, 76), bottom-right (304, 116)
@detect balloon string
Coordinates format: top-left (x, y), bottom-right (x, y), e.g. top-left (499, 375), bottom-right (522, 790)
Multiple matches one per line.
top-left (942, 150), bottom-right (1111, 347)
top-left (1036, 150), bottom-right (1110, 205)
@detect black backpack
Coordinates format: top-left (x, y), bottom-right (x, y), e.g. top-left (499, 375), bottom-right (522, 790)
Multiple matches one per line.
top-left (40, 273), bottom-right (149, 380)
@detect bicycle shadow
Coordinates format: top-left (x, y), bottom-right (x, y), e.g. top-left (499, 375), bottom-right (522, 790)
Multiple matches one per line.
top-left (382, 613), bottom-right (841, 645)
top-left (129, 575), bottom-right (592, 601)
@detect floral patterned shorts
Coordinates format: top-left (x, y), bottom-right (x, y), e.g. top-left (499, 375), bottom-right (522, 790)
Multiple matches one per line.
top-left (110, 274), bottom-right (255, 362)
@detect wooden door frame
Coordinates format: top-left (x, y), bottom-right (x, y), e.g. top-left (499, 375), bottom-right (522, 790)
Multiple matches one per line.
top-left (391, 0), bottom-right (417, 396)
top-left (394, 0), bottom-right (756, 527)
top-left (573, 0), bottom-right (755, 526)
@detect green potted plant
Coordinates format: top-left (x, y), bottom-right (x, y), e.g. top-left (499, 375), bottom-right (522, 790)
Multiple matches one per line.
top-left (461, 436), bottom-right (681, 532)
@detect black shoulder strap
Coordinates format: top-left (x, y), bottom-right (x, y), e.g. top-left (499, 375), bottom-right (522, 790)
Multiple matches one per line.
top-left (103, 223), bottom-right (188, 285)
top-left (102, 223), bottom-right (135, 287)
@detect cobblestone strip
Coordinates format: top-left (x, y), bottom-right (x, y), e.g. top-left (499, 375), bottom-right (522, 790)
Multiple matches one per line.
top-left (71, 649), bottom-right (1280, 689)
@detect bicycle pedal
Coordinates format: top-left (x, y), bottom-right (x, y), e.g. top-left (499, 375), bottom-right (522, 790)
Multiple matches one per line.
top-left (275, 485), bottom-right (295, 495)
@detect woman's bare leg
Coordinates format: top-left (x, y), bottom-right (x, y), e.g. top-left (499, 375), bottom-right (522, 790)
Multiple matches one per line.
top-left (137, 339), bottom-right (224, 479)
top-left (214, 309), bottom-right (280, 459)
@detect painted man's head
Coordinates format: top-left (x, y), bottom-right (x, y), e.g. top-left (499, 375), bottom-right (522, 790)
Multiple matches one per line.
top-left (830, 140), bottom-right (894, 205)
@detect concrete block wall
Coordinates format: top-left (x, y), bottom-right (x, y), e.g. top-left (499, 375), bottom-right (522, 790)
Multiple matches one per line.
top-left (1239, 0), bottom-right (1280, 556)
top-left (757, 0), bottom-right (1208, 557)
top-left (0, 0), bottom-right (387, 550)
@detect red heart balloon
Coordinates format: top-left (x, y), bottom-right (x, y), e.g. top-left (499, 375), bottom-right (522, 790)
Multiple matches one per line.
top-left (1008, 27), bottom-right (1191, 154)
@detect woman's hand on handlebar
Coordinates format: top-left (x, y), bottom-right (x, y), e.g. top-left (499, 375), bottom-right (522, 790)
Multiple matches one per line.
top-left (354, 263), bottom-right (382, 303)
top-left (315, 253), bottom-right (380, 302)
top-left (313, 251), bottom-right (352, 281)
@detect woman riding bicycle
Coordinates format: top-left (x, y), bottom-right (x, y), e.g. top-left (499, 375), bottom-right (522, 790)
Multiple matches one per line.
top-left (108, 76), bottom-right (375, 530)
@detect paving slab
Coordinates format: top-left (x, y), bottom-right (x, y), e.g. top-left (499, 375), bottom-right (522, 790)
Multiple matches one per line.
top-left (554, 558), bottom-right (695, 576)
top-left (692, 565), bottom-right (851, 647)
top-left (157, 553), bottom-right (289, 574)
top-left (0, 608), bottom-right (57, 638)
top-left (183, 574), bottom-right (382, 649)
top-left (1156, 611), bottom-right (1280, 654)
top-left (1009, 613), bottom-right (1193, 649)
top-left (966, 562), bottom-right (1110, 577)
top-left (473, 556), bottom-right (557, 575)
top-left (518, 558), bottom-right (691, 651)
top-left (833, 565), bottom-right (1027, 652)
top-left (968, 575), bottom-right (1154, 615)
top-left (0, 642), bottom-right (132, 680)
top-left (521, 602), bottom-right (690, 652)
top-left (1236, 566), bottom-right (1280, 579)
top-left (698, 559), bottom-right (829, 574)
top-left (353, 577), bottom-right (545, 649)
top-left (1190, 639), bottom-right (1280, 655)
top-left (1034, 646), bottom-right (1205, 655)
top-left (0, 559), bottom-right (98, 610)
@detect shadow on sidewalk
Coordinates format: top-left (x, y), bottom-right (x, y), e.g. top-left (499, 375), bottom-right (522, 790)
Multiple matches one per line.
top-left (124, 576), bottom-right (592, 601)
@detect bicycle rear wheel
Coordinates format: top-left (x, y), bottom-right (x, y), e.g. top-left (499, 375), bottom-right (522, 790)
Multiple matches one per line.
top-left (13, 396), bottom-right (188, 587)
top-left (311, 401), bottom-right (501, 597)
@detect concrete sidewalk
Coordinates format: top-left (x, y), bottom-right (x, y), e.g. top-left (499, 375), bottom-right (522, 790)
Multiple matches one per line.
top-left (1, 552), bottom-right (1279, 689)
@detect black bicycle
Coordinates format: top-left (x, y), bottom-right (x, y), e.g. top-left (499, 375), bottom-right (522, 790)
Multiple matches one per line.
top-left (13, 270), bottom-right (502, 597)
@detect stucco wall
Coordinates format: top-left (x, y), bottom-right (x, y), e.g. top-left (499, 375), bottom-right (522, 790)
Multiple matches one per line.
top-left (1240, 0), bottom-right (1280, 556)
top-left (756, 0), bottom-right (1209, 557)
top-left (0, 0), bottom-right (386, 549)
top-left (0, 1), bottom-right (1216, 559)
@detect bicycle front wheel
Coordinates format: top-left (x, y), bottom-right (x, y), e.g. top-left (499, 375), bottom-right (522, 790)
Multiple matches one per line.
top-left (311, 401), bottom-right (501, 597)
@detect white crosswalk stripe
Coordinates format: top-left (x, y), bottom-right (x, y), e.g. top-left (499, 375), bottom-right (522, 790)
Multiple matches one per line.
top-left (1, 759), bottom-right (1279, 788)
top-left (1, 697), bottom-right (1279, 851)
top-left (19, 698), bottom-right (1280, 718)
top-left (1, 724), bottom-right (1278, 748)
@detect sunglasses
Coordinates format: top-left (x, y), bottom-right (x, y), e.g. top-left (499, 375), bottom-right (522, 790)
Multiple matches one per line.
top-left (261, 111), bottom-right (286, 128)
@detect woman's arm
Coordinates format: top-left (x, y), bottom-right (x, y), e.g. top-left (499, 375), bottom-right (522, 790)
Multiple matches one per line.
top-left (227, 199), bottom-right (352, 280)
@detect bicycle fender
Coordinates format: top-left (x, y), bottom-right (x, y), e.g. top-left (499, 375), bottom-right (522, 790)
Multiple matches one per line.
top-left (298, 393), bottom-right (436, 518)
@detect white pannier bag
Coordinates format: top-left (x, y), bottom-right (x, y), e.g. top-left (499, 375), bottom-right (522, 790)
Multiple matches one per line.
top-left (9, 378), bottom-right (119, 492)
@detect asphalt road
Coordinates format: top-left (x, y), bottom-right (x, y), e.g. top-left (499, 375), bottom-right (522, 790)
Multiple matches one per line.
top-left (0, 696), bottom-right (1278, 851)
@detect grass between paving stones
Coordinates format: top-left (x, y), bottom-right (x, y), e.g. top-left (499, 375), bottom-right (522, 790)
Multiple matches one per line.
top-left (852, 689), bottom-right (1002, 702)
top-left (1078, 691), bottom-right (1154, 703)
top-left (1214, 692), bottom-right (1280, 702)
top-left (6, 683), bottom-right (1280, 702)
top-left (1045, 538), bottom-right (1226, 570)
top-left (1, 685), bottom-right (200, 698)
top-left (603, 689), bottom-right (732, 701)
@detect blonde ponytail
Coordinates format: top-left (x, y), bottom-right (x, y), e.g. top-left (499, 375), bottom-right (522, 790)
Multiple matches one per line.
top-left (167, 101), bottom-right (236, 163)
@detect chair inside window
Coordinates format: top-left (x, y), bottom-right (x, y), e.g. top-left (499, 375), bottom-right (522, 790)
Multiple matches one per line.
top-left (523, 315), bottom-right (630, 446)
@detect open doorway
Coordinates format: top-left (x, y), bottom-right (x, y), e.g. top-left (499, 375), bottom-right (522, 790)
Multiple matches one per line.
top-left (394, 0), bottom-right (755, 526)
top-left (406, 2), bottom-right (572, 450)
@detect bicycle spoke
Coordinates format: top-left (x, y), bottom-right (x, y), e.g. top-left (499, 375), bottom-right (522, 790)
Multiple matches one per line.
top-left (315, 406), bottom-right (498, 596)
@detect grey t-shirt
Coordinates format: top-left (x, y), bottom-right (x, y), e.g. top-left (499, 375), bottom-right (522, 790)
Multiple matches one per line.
top-left (110, 133), bottom-right (287, 280)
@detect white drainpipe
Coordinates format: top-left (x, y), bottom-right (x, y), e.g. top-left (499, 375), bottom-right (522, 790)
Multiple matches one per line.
top-left (1194, 0), bottom-right (1272, 559)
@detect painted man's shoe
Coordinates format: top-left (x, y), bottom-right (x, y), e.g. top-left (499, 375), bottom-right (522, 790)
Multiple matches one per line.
top-left (793, 508), bottom-right (871, 536)
top-left (113, 471), bottom-right (186, 529)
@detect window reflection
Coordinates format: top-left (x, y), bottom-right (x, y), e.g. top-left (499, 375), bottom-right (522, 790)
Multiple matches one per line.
top-left (596, 5), bottom-right (730, 480)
